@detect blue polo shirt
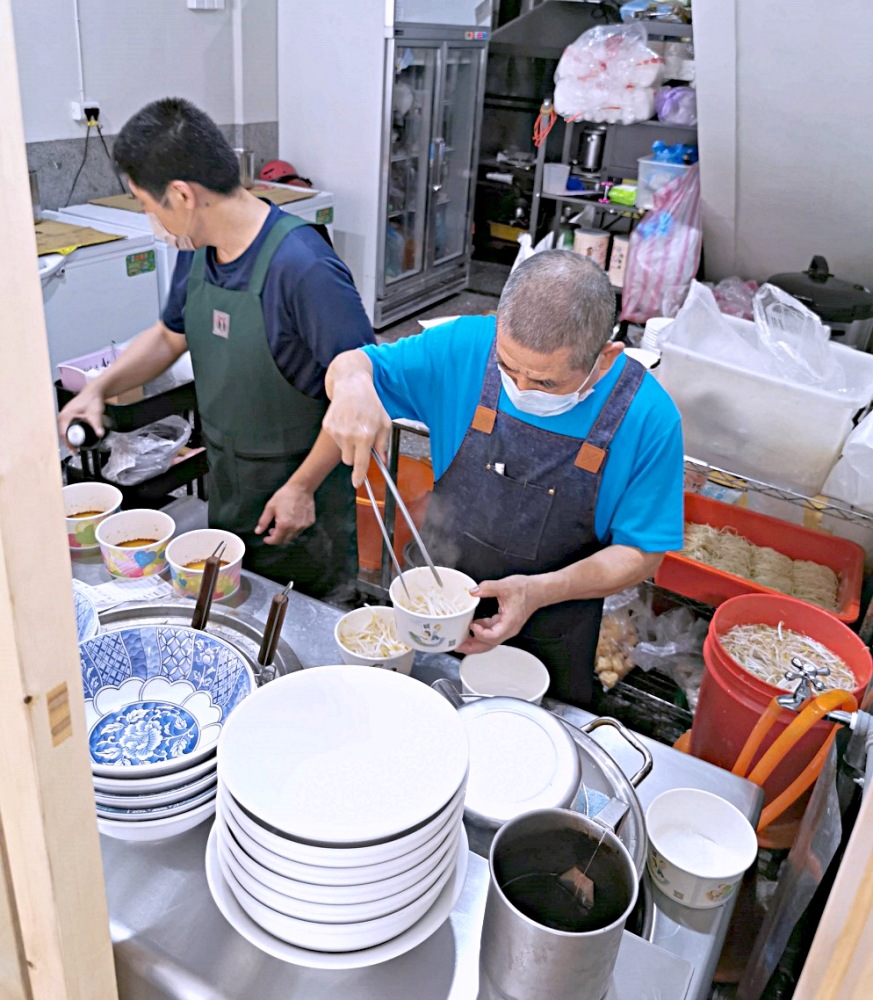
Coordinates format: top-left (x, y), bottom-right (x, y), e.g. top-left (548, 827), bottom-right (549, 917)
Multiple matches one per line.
top-left (363, 315), bottom-right (684, 552)
top-left (163, 204), bottom-right (374, 399)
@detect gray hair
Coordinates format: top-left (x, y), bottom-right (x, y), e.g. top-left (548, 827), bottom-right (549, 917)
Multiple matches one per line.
top-left (497, 250), bottom-right (616, 371)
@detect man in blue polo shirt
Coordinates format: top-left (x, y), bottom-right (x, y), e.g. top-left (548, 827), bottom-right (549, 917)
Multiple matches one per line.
top-left (323, 251), bottom-right (683, 706)
top-left (58, 97), bottom-right (374, 599)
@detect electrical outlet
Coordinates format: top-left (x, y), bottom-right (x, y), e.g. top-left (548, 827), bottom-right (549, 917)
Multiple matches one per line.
top-left (70, 100), bottom-right (100, 123)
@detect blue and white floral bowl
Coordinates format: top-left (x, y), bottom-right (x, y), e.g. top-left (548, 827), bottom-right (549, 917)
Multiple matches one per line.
top-left (79, 625), bottom-right (256, 778)
top-left (72, 580), bottom-right (100, 643)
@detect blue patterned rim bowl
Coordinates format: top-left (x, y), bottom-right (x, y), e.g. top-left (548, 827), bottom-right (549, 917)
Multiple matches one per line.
top-left (79, 625), bottom-right (256, 778)
top-left (72, 581), bottom-right (100, 643)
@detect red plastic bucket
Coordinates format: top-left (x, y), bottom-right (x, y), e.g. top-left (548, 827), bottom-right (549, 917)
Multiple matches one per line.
top-left (355, 456), bottom-right (433, 571)
top-left (691, 594), bottom-right (871, 846)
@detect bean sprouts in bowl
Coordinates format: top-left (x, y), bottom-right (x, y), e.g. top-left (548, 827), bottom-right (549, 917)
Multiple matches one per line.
top-left (334, 606), bottom-right (414, 674)
top-left (389, 567), bottom-right (479, 654)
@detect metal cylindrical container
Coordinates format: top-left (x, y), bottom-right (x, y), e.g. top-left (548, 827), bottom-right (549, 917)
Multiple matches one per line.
top-left (480, 808), bottom-right (638, 1000)
top-left (578, 123), bottom-right (607, 172)
top-left (233, 148), bottom-right (255, 188)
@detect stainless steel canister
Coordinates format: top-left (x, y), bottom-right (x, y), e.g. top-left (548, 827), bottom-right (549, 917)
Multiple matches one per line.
top-left (578, 123), bottom-right (607, 173)
top-left (479, 808), bottom-right (638, 1000)
top-left (234, 148), bottom-right (255, 188)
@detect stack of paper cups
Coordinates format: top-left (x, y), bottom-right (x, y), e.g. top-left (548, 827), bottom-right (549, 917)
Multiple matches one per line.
top-left (573, 229), bottom-right (611, 270)
top-left (607, 236), bottom-right (629, 288)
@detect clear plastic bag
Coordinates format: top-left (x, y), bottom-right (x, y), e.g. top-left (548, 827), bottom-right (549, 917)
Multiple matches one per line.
top-left (822, 410), bottom-right (873, 512)
top-left (707, 276), bottom-right (758, 319)
top-left (654, 86), bottom-right (697, 126)
top-left (554, 23), bottom-right (664, 125)
top-left (102, 416), bottom-right (192, 486)
top-left (631, 606), bottom-right (708, 710)
top-left (619, 163), bottom-right (701, 322)
top-left (595, 586), bottom-right (648, 690)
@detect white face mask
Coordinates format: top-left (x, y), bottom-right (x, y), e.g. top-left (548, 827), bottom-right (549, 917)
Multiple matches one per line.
top-left (498, 361), bottom-right (599, 417)
top-left (147, 211), bottom-right (195, 252)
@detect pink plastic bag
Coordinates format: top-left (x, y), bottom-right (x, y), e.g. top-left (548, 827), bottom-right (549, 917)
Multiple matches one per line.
top-left (620, 163), bottom-right (701, 323)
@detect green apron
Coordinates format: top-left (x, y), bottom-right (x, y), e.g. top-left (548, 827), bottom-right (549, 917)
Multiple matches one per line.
top-left (184, 213), bottom-right (357, 598)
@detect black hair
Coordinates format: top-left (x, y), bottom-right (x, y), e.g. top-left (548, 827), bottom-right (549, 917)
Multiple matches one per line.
top-left (113, 97), bottom-right (240, 199)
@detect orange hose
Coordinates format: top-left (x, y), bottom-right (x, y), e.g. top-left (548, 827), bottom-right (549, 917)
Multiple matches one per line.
top-left (756, 726), bottom-right (840, 835)
top-left (732, 696), bottom-right (784, 778)
top-left (533, 105), bottom-right (558, 148)
top-left (746, 690), bottom-right (856, 787)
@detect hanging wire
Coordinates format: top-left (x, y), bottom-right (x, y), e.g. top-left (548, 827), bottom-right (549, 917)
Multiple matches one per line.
top-left (96, 123), bottom-right (127, 194)
top-left (65, 124), bottom-right (92, 206)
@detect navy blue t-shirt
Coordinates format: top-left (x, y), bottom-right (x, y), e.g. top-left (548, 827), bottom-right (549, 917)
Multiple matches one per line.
top-left (162, 204), bottom-right (374, 399)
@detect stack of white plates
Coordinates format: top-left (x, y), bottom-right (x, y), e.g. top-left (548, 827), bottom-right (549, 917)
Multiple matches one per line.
top-left (207, 664), bottom-right (470, 968)
top-left (79, 625), bottom-right (256, 842)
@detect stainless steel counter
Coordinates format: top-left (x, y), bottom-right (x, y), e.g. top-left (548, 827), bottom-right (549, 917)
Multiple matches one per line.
top-left (72, 552), bottom-right (763, 1000)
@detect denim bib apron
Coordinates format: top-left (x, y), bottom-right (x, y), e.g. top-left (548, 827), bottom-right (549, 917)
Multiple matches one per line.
top-left (184, 213), bottom-right (356, 598)
top-left (421, 339), bottom-right (645, 707)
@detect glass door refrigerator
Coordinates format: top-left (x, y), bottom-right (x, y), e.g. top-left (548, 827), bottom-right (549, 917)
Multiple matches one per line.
top-left (376, 26), bottom-right (487, 327)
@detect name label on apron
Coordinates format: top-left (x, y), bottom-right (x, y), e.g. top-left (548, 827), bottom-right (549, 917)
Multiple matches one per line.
top-left (212, 309), bottom-right (231, 339)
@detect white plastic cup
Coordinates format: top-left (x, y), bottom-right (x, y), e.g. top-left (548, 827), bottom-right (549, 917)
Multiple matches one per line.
top-left (646, 788), bottom-right (758, 909)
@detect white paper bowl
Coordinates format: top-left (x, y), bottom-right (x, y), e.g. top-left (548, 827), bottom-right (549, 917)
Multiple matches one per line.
top-left (64, 482), bottom-right (123, 551)
top-left (389, 567), bottom-right (479, 653)
top-left (219, 779), bottom-right (466, 869)
top-left (97, 795), bottom-right (216, 842)
top-left (219, 790), bottom-right (464, 887)
top-left (166, 528), bottom-right (245, 602)
top-left (460, 646), bottom-right (550, 704)
top-left (95, 508), bottom-right (175, 578)
top-left (646, 788), bottom-right (758, 909)
top-left (334, 606), bottom-right (414, 674)
top-left (218, 820), bottom-right (459, 924)
top-left (217, 826), bottom-right (462, 952)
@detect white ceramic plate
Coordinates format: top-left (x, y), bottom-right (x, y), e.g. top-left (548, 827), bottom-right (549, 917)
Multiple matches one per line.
top-left (459, 698), bottom-right (582, 825)
top-left (218, 666), bottom-right (469, 845)
top-left (92, 751), bottom-right (216, 794)
top-left (218, 820), bottom-right (459, 925)
top-left (94, 770), bottom-right (218, 809)
top-left (96, 784), bottom-right (217, 822)
top-left (205, 823), bottom-right (469, 968)
top-left (98, 797), bottom-right (216, 843)
top-left (218, 791), bottom-right (464, 887)
top-left (219, 780), bottom-right (466, 870)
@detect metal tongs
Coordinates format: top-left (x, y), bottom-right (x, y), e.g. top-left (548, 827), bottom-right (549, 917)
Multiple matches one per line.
top-left (368, 448), bottom-right (443, 594)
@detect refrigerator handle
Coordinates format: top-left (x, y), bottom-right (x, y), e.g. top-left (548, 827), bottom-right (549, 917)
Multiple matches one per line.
top-left (430, 137), bottom-right (446, 193)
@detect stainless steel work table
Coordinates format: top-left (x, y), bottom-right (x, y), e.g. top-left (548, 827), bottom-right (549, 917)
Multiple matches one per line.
top-left (72, 553), bottom-right (763, 1000)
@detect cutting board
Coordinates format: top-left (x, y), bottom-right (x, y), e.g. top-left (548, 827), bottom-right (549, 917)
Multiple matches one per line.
top-left (249, 184), bottom-right (316, 206)
top-left (89, 193), bottom-right (144, 213)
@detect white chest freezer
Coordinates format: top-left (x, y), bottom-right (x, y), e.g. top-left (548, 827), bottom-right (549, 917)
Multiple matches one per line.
top-left (60, 186), bottom-right (336, 314)
top-left (39, 210), bottom-right (162, 376)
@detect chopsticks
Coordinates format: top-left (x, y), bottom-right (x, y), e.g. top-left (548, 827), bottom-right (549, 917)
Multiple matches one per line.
top-left (258, 581), bottom-right (294, 667)
top-left (363, 476), bottom-right (412, 602)
top-left (370, 448), bottom-right (443, 589)
top-left (191, 541), bottom-right (226, 631)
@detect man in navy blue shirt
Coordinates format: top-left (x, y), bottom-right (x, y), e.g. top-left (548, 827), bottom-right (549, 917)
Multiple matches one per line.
top-left (58, 98), bottom-right (374, 598)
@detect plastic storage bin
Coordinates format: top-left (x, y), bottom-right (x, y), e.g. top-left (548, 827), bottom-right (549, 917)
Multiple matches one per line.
top-left (656, 317), bottom-right (873, 496)
top-left (635, 157), bottom-right (690, 210)
top-left (655, 493), bottom-right (865, 623)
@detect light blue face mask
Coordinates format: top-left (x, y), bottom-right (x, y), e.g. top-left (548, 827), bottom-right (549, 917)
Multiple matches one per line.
top-left (498, 360), bottom-right (599, 418)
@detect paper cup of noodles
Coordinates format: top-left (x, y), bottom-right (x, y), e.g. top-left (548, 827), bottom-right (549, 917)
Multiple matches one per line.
top-left (63, 482), bottom-right (123, 550)
top-left (95, 509), bottom-right (175, 578)
top-left (645, 788), bottom-right (758, 909)
top-left (166, 528), bottom-right (245, 602)
top-left (389, 566), bottom-right (479, 654)
top-left (334, 606), bottom-right (414, 674)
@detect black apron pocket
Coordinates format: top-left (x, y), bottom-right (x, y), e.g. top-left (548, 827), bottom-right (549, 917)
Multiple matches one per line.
top-left (464, 467), bottom-right (555, 562)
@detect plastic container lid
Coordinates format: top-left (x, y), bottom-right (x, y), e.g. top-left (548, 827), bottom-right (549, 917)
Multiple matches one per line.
top-left (767, 256), bottom-right (873, 323)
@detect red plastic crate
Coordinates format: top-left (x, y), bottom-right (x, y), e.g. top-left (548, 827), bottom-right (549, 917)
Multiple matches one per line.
top-left (654, 493), bottom-right (865, 623)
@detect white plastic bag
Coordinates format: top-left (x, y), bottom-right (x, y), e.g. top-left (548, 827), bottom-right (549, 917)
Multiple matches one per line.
top-left (511, 230), bottom-right (555, 273)
top-left (822, 411), bottom-right (873, 512)
top-left (554, 23), bottom-right (664, 125)
top-left (102, 416), bottom-right (192, 486)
